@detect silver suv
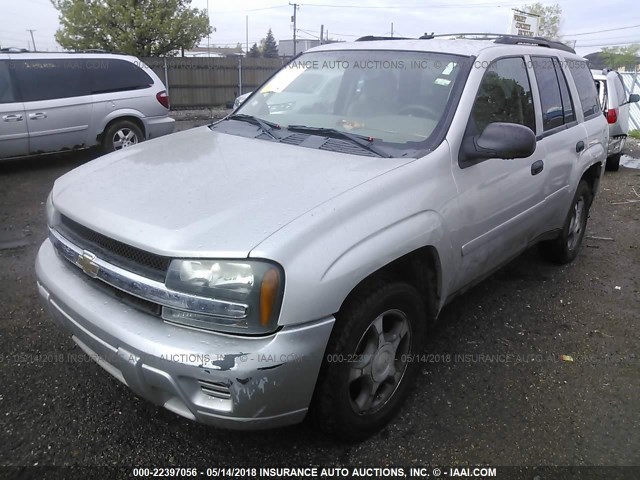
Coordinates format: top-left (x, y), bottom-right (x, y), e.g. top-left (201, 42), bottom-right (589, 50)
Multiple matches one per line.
top-left (0, 52), bottom-right (174, 160)
top-left (36, 35), bottom-right (607, 440)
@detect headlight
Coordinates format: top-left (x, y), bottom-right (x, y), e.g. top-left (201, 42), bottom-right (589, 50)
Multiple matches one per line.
top-left (163, 259), bottom-right (284, 335)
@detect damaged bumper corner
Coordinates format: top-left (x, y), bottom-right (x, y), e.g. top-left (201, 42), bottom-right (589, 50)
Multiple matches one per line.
top-left (35, 239), bottom-right (335, 429)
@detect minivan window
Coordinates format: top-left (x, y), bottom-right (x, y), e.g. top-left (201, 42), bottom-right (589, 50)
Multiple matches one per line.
top-left (0, 61), bottom-right (16, 103)
top-left (568, 61), bottom-right (599, 118)
top-left (12, 59), bottom-right (91, 102)
top-left (233, 50), bottom-right (469, 152)
top-left (468, 57), bottom-right (535, 134)
top-left (88, 59), bottom-right (153, 94)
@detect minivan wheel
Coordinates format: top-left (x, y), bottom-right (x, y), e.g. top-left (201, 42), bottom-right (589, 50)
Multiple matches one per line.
top-left (103, 121), bottom-right (143, 152)
top-left (605, 153), bottom-right (621, 172)
top-left (539, 180), bottom-right (592, 264)
top-left (311, 281), bottom-right (426, 440)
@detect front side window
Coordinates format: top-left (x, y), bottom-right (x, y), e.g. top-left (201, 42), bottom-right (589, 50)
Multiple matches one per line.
top-left (568, 61), bottom-right (599, 118)
top-left (0, 61), bottom-right (16, 103)
top-left (227, 50), bottom-right (469, 156)
top-left (468, 57), bottom-right (535, 135)
top-left (12, 59), bottom-right (91, 102)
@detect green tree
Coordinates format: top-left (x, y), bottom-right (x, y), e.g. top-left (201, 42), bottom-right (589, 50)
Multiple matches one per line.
top-left (51, 0), bottom-right (211, 56)
top-left (260, 28), bottom-right (279, 58)
top-left (520, 3), bottom-right (562, 40)
top-left (599, 44), bottom-right (640, 70)
top-left (247, 42), bottom-right (261, 58)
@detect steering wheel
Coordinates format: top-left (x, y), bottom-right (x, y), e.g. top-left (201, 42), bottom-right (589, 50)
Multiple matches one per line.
top-left (397, 104), bottom-right (440, 119)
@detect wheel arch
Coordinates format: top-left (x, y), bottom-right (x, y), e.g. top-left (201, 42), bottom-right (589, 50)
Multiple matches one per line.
top-left (97, 114), bottom-right (146, 144)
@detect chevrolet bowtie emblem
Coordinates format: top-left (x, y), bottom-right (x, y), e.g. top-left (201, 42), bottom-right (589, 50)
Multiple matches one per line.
top-left (76, 250), bottom-right (100, 278)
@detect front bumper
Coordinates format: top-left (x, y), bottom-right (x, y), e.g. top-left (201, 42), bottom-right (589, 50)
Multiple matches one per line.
top-left (142, 115), bottom-right (176, 140)
top-left (36, 239), bottom-right (334, 429)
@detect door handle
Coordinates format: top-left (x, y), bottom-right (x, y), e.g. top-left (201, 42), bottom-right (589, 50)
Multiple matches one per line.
top-left (28, 112), bottom-right (47, 120)
top-left (576, 140), bottom-right (585, 153)
top-left (531, 160), bottom-right (544, 176)
top-left (2, 114), bottom-right (23, 122)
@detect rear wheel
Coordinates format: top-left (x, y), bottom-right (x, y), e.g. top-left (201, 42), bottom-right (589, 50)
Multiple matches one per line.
top-left (102, 120), bottom-right (143, 153)
top-left (311, 281), bottom-right (426, 440)
top-left (539, 180), bottom-right (592, 264)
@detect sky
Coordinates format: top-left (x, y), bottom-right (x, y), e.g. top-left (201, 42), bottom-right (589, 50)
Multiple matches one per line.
top-left (1, 0), bottom-right (639, 57)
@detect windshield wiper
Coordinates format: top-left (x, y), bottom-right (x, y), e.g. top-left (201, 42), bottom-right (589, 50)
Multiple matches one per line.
top-left (227, 113), bottom-right (280, 141)
top-left (285, 125), bottom-right (391, 158)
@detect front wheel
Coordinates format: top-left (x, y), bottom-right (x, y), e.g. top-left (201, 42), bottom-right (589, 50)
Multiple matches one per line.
top-left (102, 120), bottom-right (143, 153)
top-left (539, 180), bottom-right (592, 264)
top-left (311, 282), bottom-right (426, 440)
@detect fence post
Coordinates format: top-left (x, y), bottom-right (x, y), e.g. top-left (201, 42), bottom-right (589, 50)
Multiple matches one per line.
top-left (163, 56), bottom-right (170, 97)
top-left (238, 56), bottom-right (243, 96)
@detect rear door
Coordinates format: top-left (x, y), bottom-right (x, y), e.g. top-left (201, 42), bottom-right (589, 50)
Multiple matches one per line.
top-left (0, 59), bottom-right (29, 159)
top-left (12, 58), bottom-right (93, 155)
top-left (529, 56), bottom-right (582, 231)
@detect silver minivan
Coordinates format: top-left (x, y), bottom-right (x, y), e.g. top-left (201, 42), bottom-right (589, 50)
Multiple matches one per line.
top-left (592, 69), bottom-right (640, 170)
top-left (0, 52), bottom-right (174, 160)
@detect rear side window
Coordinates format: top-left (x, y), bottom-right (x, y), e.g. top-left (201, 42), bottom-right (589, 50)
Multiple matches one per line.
top-left (568, 61), bottom-right (599, 118)
top-left (88, 59), bottom-right (153, 94)
top-left (531, 56), bottom-right (575, 131)
top-left (12, 59), bottom-right (90, 102)
top-left (0, 61), bottom-right (16, 103)
top-left (469, 57), bottom-right (535, 134)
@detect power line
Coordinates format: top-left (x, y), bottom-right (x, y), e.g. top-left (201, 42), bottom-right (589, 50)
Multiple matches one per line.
top-left (564, 24), bottom-right (640, 37)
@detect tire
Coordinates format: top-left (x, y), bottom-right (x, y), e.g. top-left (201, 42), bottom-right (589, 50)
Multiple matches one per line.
top-left (539, 180), bottom-right (592, 264)
top-left (311, 281), bottom-right (427, 440)
top-left (102, 120), bottom-right (143, 153)
top-left (605, 153), bottom-right (621, 172)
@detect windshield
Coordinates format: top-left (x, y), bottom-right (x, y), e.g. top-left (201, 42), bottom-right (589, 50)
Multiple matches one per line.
top-left (231, 50), bottom-right (468, 155)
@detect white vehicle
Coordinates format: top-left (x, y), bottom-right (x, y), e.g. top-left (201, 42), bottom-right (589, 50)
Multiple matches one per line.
top-left (592, 69), bottom-right (639, 171)
top-left (0, 51), bottom-right (175, 160)
top-left (37, 34), bottom-right (606, 440)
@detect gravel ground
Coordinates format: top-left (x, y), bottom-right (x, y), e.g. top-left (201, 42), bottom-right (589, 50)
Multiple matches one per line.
top-left (0, 131), bottom-right (638, 468)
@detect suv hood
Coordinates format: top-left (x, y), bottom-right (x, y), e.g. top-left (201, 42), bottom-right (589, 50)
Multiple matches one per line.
top-left (53, 126), bottom-right (413, 258)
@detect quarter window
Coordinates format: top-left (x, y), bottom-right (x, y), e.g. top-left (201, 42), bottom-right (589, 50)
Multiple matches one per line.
top-left (87, 59), bottom-right (153, 94)
top-left (568, 61), bottom-right (599, 118)
top-left (469, 57), bottom-right (535, 135)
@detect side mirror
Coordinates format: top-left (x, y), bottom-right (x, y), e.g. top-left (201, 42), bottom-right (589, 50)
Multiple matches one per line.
top-left (627, 93), bottom-right (640, 104)
top-left (460, 122), bottom-right (536, 166)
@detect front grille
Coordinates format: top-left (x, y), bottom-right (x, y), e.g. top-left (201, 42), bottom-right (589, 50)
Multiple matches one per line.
top-left (84, 273), bottom-right (162, 317)
top-left (57, 215), bottom-right (171, 282)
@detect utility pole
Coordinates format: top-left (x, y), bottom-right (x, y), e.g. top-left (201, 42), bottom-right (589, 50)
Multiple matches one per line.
top-left (206, 0), bottom-right (210, 57)
top-left (391, 23), bottom-right (394, 38)
top-left (290, 3), bottom-right (298, 55)
top-left (245, 15), bottom-right (249, 56)
top-left (27, 29), bottom-right (37, 51)
top-left (320, 24), bottom-right (324, 45)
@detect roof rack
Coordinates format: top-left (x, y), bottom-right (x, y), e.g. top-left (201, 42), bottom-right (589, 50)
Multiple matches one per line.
top-left (418, 32), bottom-right (575, 54)
top-left (355, 36), bottom-right (412, 42)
